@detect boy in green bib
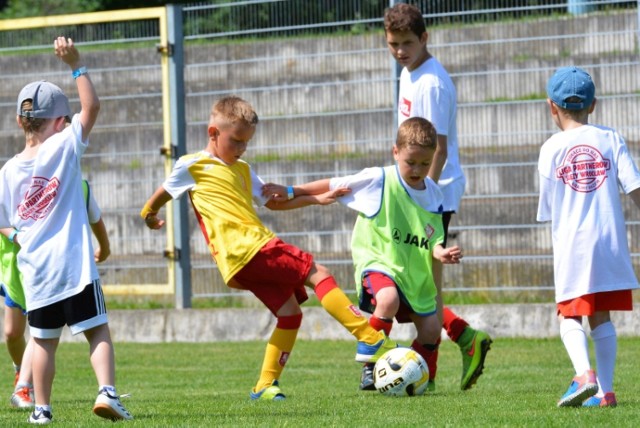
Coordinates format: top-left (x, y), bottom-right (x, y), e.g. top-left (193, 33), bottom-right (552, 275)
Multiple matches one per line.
top-left (262, 117), bottom-right (462, 388)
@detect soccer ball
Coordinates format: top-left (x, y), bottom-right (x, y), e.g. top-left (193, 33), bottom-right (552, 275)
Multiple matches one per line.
top-left (373, 347), bottom-right (429, 397)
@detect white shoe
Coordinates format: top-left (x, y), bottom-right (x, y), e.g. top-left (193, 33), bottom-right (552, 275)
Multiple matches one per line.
top-left (11, 386), bottom-right (35, 409)
top-left (28, 408), bottom-right (52, 425)
top-left (93, 388), bottom-right (133, 421)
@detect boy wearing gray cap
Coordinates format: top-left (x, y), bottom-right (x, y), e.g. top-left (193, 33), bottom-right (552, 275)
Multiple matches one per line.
top-left (538, 66), bottom-right (640, 408)
top-left (0, 37), bottom-right (132, 424)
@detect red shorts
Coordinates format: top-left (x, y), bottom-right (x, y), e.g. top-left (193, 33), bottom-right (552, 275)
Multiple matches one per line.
top-left (360, 271), bottom-right (413, 323)
top-left (231, 238), bottom-right (312, 315)
top-left (557, 290), bottom-right (633, 317)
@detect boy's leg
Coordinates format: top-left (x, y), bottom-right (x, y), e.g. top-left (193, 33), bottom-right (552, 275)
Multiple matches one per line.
top-left (252, 305), bottom-right (302, 400)
top-left (11, 337), bottom-right (35, 409)
top-left (67, 281), bottom-right (132, 421)
top-left (557, 316), bottom-right (597, 407)
top-left (310, 269), bottom-right (395, 362)
top-left (439, 212), bottom-right (492, 389)
top-left (590, 319), bottom-right (616, 397)
top-left (442, 306), bottom-right (493, 390)
top-left (31, 337), bottom-right (59, 408)
top-left (359, 315), bottom-right (394, 390)
top-left (410, 313), bottom-right (442, 390)
top-left (83, 324), bottom-right (116, 387)
top-left (4, 305), bottom-right (27, 379)
top-left (358, 273), bottom-right (398, 390)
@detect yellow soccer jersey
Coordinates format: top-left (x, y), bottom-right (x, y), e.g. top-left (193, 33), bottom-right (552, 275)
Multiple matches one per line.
top-left (163, 151), bottom-right (275, 284)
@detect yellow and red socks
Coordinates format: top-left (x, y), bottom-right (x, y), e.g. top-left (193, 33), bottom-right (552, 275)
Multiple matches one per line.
top-left (254, 313), bottom-right (302, 393)
top-left (412, 339), bottom-right (439, 381)
top-left (314, 276), bottom-right (380, 345)
top-left (443, 307), bottom-right (469, 343)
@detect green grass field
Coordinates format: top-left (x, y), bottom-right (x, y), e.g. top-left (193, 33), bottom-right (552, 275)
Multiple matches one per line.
top-left (1, 337), bottom-right (640, 427)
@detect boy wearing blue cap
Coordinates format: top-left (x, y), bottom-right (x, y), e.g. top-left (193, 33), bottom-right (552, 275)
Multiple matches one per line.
top-left (538, 66), bottom-right (640, 408)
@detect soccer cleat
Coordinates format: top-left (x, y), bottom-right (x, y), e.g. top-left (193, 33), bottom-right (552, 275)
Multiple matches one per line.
top-left (28, 408), bottom-right (52, 425)
top-left (355, 332), bottom-right (398, 363)
top-left (93, 388), bottom-right (133, 421)
top-left (359, 363), bottom-right (376, 391)
top-left (426, 380), bottom-right (436, 393)
top-left (11, 386), bottom-right (35, 409)
top-left (582, 392), bottom-right (617, 408)
top-left (459, 328), bottom-right (493, 390)
top-left (250, 380), bottom-right (285, 401)
top-left (557, 370), bottom-right (598, 407)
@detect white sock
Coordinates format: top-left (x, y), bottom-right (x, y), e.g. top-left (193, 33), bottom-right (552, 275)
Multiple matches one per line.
top-left (591, 321), bottom-right (616, 395)
top-left (560, 318), bottom-right (591, 375)
top-left (99, 385), bottom-right (117, 396)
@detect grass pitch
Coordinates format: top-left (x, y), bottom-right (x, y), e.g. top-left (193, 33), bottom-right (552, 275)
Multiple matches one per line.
top-left (1, 337), bottom-right (640, 426)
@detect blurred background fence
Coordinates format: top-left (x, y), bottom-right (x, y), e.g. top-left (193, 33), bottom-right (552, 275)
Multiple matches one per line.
top-left (0, 0), bottom-right (638, 306)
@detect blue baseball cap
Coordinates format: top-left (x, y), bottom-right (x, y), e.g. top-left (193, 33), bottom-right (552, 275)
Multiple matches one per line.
top-left (546, 66), bottom-right (595, 110)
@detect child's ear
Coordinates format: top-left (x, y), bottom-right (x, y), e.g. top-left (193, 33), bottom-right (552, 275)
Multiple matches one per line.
top-left (208, 125), bottom-right (218, 138)
top-left (392, 144), bottom-right (399, 160)
top-left (16, 115), bottom-right (23, 129)
top-left (420, 31), bottom-right (429, 45)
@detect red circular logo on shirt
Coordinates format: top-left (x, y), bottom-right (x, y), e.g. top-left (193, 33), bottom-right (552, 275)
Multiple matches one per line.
top-left (18, 177), bottom-right (60, 220)
top-left (555, 145), bottom-right (610, 193)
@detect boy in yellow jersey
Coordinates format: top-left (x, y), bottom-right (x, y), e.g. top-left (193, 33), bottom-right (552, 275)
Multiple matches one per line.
top-left (141, 95), bottom-right (397, 400)
top-left (263, 117), bottom-right (462, 389)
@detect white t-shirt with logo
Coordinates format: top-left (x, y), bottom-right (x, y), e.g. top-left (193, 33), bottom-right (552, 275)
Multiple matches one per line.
top-left (0, 114), bottom-right (98, 311)
top-left (537, 124), bottom-right (640, 302)
top-left (398, 56), bottom-right (465, 211)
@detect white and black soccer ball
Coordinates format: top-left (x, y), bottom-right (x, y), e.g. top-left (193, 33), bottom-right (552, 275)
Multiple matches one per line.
top-left (373, 347), bottom-right (429, 397)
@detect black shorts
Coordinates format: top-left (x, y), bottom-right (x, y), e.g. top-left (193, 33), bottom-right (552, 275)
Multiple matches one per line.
top-left (28, 280), bottom-right (108, 339)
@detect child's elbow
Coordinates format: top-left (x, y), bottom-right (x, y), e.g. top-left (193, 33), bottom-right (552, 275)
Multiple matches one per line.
top-left (89, 100), bottom-right (101, 116)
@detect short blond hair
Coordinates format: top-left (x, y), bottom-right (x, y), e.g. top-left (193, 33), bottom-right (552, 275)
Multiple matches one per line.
top-left (396, 117), bottom-right (437, 151)
top-left (209, 95), bottom-right (259, 129)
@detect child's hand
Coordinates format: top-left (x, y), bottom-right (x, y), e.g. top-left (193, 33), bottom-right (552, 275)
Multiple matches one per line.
top-left (434, 244), bottom-right (463, 264)
top-left (54, 37), bottom-right (80, 69)
top-left (144, 214), bottom-right (165, 230)
top-left (94, 246), bottom-right (111, 263)
top-left (315, 187), bottom-right (351, 205)
top-left (262, 183), bottom-right (288, 202)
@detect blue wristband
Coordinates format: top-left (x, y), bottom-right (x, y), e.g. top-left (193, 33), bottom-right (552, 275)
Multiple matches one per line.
top-left (287, 186), bottom-right (294, 200)
top-left (72, 66), bottom-right (88, 79)
top-left (8, 229), bottom-right (18, 244)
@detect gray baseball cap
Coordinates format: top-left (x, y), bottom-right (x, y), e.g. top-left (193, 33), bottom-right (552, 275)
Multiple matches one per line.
top-left (16, 80), bottom-right (71, 119)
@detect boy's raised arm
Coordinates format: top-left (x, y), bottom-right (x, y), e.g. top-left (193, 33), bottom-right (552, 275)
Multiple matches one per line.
top-left (54, 37), bottom-right (100, 141)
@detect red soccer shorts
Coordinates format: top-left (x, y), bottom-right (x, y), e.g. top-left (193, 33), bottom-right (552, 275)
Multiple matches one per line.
top-left (557, 289), bottom-right (633, 317)
top-left (231, 238), bottom-right (312, 315)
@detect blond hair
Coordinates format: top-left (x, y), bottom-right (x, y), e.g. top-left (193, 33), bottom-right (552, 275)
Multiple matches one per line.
top-left (209, 96), bottom-right (259, 129)
top-left (396, 117), bottom-right (437, 151)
